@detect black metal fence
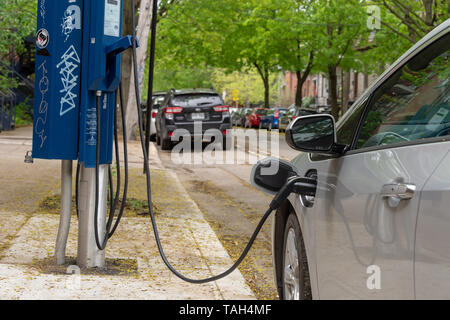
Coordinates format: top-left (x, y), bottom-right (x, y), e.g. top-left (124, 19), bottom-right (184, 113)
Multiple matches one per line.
top-left (0, 90), bottom-right (16, 132)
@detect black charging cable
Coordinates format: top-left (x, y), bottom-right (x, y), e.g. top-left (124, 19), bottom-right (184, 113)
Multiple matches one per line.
top-left (92, 89), bottom-right (130, 251)
top-left (128, 0), bottom-right (316, 284)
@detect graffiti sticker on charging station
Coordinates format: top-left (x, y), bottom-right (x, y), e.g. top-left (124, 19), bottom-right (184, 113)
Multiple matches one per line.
top-left (104, 0), bottom-right (121, 37)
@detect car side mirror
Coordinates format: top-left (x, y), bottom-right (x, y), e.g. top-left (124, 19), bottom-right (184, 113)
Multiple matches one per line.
top-left (285, 114), bottom-right (344, 155)
top-left (250, 157), bottom-right (298, 195)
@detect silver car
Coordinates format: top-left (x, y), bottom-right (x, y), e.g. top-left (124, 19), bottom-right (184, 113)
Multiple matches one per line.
top-left (149, 93), bottom-right (166, 141)
top-left (253, 19), bottom-right (450, 299)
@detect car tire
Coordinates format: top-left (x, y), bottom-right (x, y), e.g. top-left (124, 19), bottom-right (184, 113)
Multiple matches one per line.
top-left (161, 137), bottom-right (172, 151)
top-left (150, 134), bottom-right (156, 142)
top-left (281, 213), bottom-right (311, 300)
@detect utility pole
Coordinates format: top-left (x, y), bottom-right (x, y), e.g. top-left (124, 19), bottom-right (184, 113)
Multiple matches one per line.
top-left (125, 0), bottom-right (153, 141)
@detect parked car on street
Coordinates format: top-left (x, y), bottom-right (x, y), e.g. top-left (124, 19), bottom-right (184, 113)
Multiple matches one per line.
top-left (231, 108), bottom-right (247, 127)
top-left (155, 88), bottom-right (232, 150)
top-left (279, 108), bottom-right (317, 132)
top-left (259, 108), bottom-right (287, 130)
top-left (148, 92), bottom-right (166, 141)
top-left (245, 108), bottom-right (268, 128)
top-left (252, 20), bottom-right (450, 300)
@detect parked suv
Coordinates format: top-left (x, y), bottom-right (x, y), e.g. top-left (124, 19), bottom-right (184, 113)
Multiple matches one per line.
top-left (155, 89), bottom-right (232, 150)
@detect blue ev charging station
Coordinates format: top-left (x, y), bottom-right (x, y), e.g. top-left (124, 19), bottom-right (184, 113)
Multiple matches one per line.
top-left (31, 0), bottom-right (135, 268)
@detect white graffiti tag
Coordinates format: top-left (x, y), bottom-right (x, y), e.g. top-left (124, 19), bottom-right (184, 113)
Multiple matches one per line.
top-left (35, 60), bottom-right (49, 149)
top-left (57, 45), bottom-right (81, 117)
top-left (40, 0), bottom-right (46, 25)
top-left (62, 5), bottom-right (81, 42)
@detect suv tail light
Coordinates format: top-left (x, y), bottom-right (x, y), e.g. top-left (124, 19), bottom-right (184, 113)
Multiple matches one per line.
top-left (152, 111), bottom-right (157, 118)
top-left (213, 106), bottom-right (229, 112)
top-left (164, 106), bottom-right (183, 120)
top-left (165, 106), bottom-right (183, 114)
top-left (275, 110), bottom-right (279, 119)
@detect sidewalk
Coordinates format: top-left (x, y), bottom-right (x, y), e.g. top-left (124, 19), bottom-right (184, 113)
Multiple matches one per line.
top-left (0, 127), bottom-right (255, 300)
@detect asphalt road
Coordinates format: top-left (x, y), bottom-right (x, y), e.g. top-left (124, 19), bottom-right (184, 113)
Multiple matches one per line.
top-left (154, 128), bottom-right (300, 300)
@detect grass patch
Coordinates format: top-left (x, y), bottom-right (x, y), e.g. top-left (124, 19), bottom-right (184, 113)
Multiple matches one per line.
top-left (33, 256), bottom-right (139, 276)
top-left (37, 194), bottom-right (160, 217)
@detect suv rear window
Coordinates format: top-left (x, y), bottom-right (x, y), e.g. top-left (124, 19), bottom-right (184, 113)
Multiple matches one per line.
top-left (172, 94), bottom-right (223, 107)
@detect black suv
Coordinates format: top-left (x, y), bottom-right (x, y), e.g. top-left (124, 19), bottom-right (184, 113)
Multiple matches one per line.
top-left (155, 89), bottom-right (232, 150)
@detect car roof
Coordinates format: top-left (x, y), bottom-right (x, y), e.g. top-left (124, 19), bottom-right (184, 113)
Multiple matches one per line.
top-left (171, 88), bottom-right (219, 95)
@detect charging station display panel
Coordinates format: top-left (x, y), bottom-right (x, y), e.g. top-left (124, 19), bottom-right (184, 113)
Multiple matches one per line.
top-left (104, 0), bottom-right (121, 37)
top-left (32, 0), bottom-right (83, 160)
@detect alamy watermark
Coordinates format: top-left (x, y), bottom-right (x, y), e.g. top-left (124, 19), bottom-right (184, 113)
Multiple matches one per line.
top-left (367, 5), bottom-right (381, 31)
top-left (366, 265), bottom-right (381, 290)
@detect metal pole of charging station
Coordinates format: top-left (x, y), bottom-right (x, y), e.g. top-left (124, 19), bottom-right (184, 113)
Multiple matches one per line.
top-left (55, 160), bottom-right (73, 265)
top-left (77, 163), bottom-right (108, 268)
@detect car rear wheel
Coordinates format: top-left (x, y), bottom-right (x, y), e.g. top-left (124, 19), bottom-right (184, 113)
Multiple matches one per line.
top-left (282, 213), bottom-right (311, 300)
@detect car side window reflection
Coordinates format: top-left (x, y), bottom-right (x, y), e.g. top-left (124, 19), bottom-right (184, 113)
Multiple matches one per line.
top-left (356, 35), bottom-right (450, 150)
top-left (336, 102), bottom-right (365, 147)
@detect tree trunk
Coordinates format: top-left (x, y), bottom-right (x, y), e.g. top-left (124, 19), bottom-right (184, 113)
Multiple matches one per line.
top-left (342, 71), bottom-right (351, 114)
top-left (125, 0), bottom-right (153, 141)
top-left (119, 0), bottom-right (140, 131)
top-left (263, 71), bottom-right (270, 108)
top-left (295, 71), bottom-right (303, 107)
top-left (254, 62), bottom-right (270, 108)
top-left (294, 51), bottom-right (314, 108)
top-left (328, 65), bottom-right (339, 120)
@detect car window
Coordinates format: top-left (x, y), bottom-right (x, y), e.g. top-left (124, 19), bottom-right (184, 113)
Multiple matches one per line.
top-left (172, 94), bottom-right (223, 107)
top-left (256, 109), bottom-right (268, 115)
top-left (336, 100), bottom-right (367, 147)
top-left (356, 34), bottom-right (450, 150)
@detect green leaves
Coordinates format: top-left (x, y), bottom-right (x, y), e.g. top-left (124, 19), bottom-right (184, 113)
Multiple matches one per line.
top-left (0, 0), bottom-right (37, 92)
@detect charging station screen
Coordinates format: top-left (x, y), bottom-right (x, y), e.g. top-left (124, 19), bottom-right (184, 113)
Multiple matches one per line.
top-left (104, 0), bottom-right (121, 37)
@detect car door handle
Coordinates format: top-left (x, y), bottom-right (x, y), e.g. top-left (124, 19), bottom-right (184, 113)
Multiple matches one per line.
top-left (381, 183), bottom-right (416, 200)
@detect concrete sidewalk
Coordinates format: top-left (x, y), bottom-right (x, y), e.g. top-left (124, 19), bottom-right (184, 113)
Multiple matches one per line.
top-left (0, 127), bottom-right (255, 300)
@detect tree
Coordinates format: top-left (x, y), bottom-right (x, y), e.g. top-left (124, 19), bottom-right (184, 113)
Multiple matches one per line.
top-left (155, 0), bottom-right (281, 108)
top-left (312, 0), bottom-right (370, 119)
top-left (265, 0), bottom-right (317, 107)
top-left (0, 0), bottom-right (36, 92)
top-left (372, 0), bottom-right (449, 44)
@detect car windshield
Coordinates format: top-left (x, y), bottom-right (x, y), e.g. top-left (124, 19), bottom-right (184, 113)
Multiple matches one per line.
top-left (172, 94), bottom-right (223, 107)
